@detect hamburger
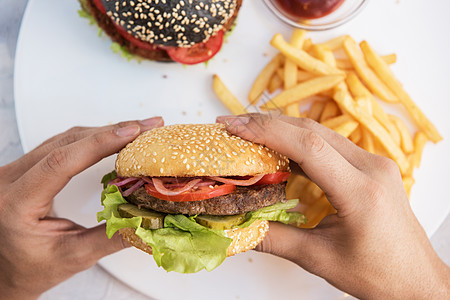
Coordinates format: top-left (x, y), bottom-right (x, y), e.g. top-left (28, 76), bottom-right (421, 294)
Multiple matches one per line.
top-left (78, 0), bottom-right (242, 64)
top-left (98, 124), bottom-right (306, 273)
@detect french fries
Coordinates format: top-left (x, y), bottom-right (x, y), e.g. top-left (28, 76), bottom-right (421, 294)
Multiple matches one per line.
top-left (343, 37), bottom-right (398, 103)
top-left (284, 29), bottom-right (307, 89)
top-left (213, 30), bottom-right (442, 229)
top-left (320, 100), bottom-right (340, 122)
top-left (412, 132), bottom-right (427, 168)
top-left (248, 54), bottom-right (283, 104)
top-left (261, 75), bottom-right (344, 110)
top-left (333, 90), bottom-right (410, 175)
top-left (336, 54), bottom-right (396, 70)
top-left (360, 41), bottom-right (442, 143)
top-left (321, 114), bottom-right (354, 130)
top-left (284, 102), bottom-right (301, 118)
top-left (212, 75), bottom-right (248, 115)
top-left (271, 34), bottom-right (344, 76)
top-left (268, 73), bottom-right (283, 93)
top-left (316, 35), bottom-right (349, 51)
top-left (389, 115), bottom-right (414, 154)
top-left (308, 100), bottom-right (327, 122)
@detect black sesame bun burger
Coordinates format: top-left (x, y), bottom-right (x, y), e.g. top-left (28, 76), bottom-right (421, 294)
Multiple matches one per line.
top-left (79, 0), bottom-right (242, 64)
top-left (98, 124), bottom-right (306, 273)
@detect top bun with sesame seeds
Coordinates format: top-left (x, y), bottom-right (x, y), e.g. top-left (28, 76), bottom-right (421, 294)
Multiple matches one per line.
top-left (79, 0), bottom-right (242, 63)
top-left (115, 123), bottom-right (290, 178)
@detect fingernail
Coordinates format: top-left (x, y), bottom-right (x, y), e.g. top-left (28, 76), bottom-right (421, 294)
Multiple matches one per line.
top-left (139, 116), bottom-right (163, 127)
top-left (224, 116), bottom-right (250, 127)
top-left (216, 115), bottom-right (233, 123)
top-left (115, 125), bottom-right (140, 137)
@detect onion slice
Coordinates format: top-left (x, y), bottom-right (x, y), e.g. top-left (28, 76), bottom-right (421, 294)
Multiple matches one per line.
top-left (152, 178), bottom-right (202, 196)
top-left (111, 177), bottom-right (140, 187)
top-left (209, 175), bottom-right (264, 186)
top-left (122, 180), bottom-right (145, 197)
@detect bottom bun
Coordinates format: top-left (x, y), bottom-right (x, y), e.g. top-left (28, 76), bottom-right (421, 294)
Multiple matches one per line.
top-left (118, 219), bottom-right (269, 258)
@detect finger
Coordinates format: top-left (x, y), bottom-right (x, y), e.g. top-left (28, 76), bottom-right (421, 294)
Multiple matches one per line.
top-left (77, 223), bottom-right (130, 264)
top-left (4, 117), bottom-right (163, 183)
top-left (255, 222), bottom-right (325, 274)
top-left (12, 125), bottom-right (146, 216)
top-left (277, 115), bottom-right (374, 171)
top-left (219, 114), bottom-right (365, 213)
top-left (218, 114), bottom-right (372, 172)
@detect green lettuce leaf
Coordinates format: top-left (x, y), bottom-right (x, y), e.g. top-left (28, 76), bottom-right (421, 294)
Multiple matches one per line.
top-left (98, 185), bottom-right (231, 273)
top-left (110, 43), bottom-right (135, 61)
top-left (97, 185), bottom-right (306, 273)
top-left (101, 170), bottom-right (117, 189)
top-left (136, 215), bottom-right (231, 273)
top-left (239, 199), bottom-right (307, 228)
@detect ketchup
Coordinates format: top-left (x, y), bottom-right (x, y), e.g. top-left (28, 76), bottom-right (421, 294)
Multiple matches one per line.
top-left (272, 0), bottom-right (345, 20)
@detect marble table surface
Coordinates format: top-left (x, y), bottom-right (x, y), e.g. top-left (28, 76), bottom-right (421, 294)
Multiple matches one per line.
top-left (1, 1), bottom-right (448, 299)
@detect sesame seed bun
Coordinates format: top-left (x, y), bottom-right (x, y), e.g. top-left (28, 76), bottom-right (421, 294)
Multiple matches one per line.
top-left (103, 0), bottom-right (240, 48)
top-left (115, 124), bottom-right (290, 177)
top-left (118, 219), bottom-right (269, 257)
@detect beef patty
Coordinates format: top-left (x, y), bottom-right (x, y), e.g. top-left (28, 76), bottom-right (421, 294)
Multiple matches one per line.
top-left (84, 0), bottom-right (242, 62)
top-left (126, 183), bottom-right (287, 216)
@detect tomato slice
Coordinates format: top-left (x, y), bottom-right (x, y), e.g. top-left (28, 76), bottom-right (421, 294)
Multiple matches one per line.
top-left (166, 30), bottom-right (224, 65)
top-left (254, 172), bottom-right (291, 185)
top-left (145, 183), bottom-right (236, 202)
top-left (93, 0), bottom-right (106, 14)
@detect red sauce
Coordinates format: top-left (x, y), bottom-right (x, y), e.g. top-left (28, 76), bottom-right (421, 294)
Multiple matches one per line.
top-left (272, 0), bottom-right (345, 20)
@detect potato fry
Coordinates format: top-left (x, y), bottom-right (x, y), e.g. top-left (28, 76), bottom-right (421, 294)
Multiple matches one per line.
top-left (343, 37), bottom-right (398, 103)
top-left (382, 53), bottom-right (397, 64)
top-left (303, 38), bottom-right (313, 52)
top-left (317, 35), bottom-right (350, 51)
top-left (284, 102), bottom-right (301, 118)
top-left (212, 75), bottom-right (248, 115)
top-left (356, 96), bottom-right (373, 115)
top-left (284, 60), bottom-right (298, 89)
top-left (320, 101), bottom-right (340, 122)
top-left (361, 128), bottom-right (375, 153)
top-left (297, 70), bottom-right (316, 82)
top-left (268, 73), bottom-right (283, 93)
top-left (284, 29), bottom-right (306, 90)
top-left (333, 120), bottom-right (359, 138)
top-left (336, 54), bottom-right (396, 70)
top-left (291, 29), bottom-right (307, 47)
top-left (308, 100), bottom-right (327, 122)
top-left (321, 114), bottom-right (353, 129)
top-left (349, 126), bottom-right (362, 144)
top-left (333, 89), bottom-right (410, 174)
top-left (248, 54), bottom-right (283, 104)
top-left (261, 75), bottom-right (345, 110)
top-left (402, 177), bottom-right (415, 198)
top-left (413, 132), bottom-right (427, 168)
top-left (271, 34), bottom-right (344, 76)
top-left (360, 40), bottom-right (442, 143)
top-left (311, 45), bottom-right (337, 67)
top-left (346, 72), bottom-right (400, 144)
top-left (276, 67), bottom-right (284, 79)
top-left (336, 59), bottom-right (354, 70)
top-left (389, 115), bottom-right (414, 154)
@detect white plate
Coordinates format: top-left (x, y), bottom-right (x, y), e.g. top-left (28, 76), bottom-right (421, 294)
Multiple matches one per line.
top-left (14, 0), bottom-right (450, 299)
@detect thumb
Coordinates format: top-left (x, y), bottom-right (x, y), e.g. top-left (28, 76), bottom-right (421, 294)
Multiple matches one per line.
top-left (255, 222), bottom-right (321, 270)
top-left (79, 223), bottom-right (130, 262)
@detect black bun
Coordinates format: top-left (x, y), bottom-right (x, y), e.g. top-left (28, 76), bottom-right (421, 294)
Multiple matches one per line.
top-left (102, 0), bottom-right (238, 48)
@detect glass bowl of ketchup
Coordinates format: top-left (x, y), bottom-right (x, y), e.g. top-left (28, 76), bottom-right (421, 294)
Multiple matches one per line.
top-left (263, 0), bottom-right (368, 31)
